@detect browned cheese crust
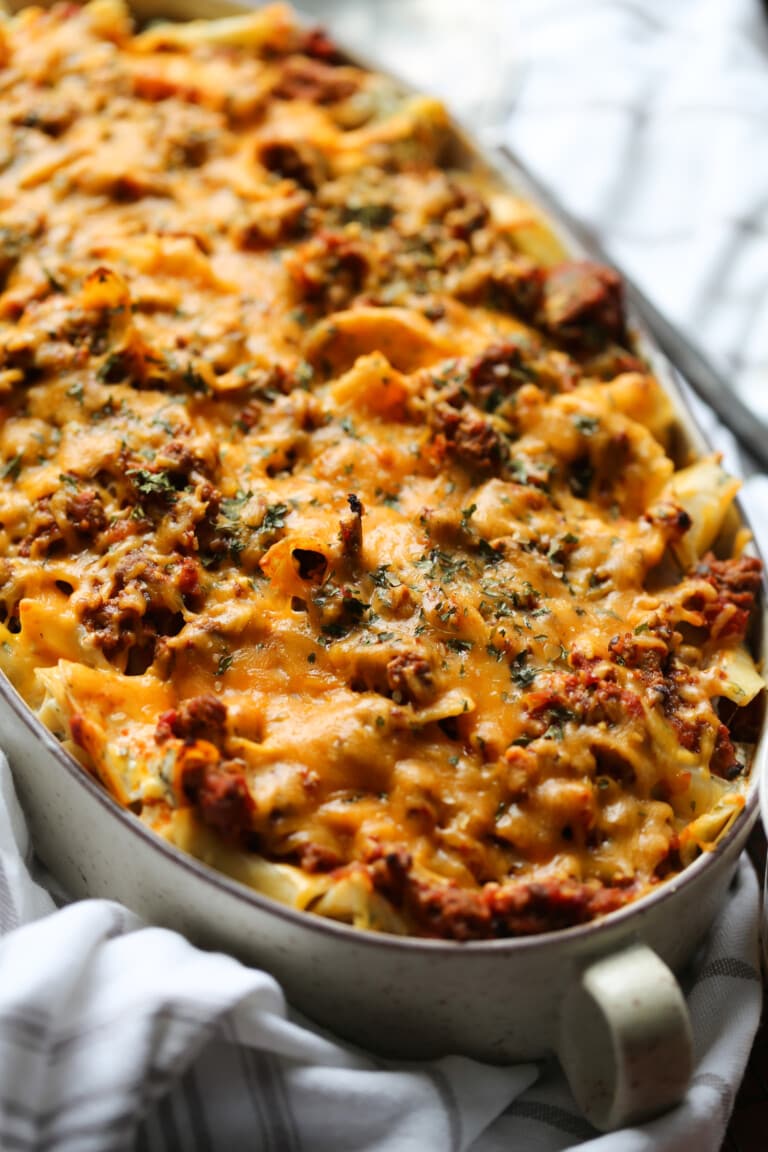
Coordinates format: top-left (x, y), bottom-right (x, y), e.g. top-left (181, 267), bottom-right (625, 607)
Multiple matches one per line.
top-left (0, 1), bottom-right (762, 939)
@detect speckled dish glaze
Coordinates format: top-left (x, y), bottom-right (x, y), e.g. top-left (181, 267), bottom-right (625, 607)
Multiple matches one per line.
top-left (759, 728), bottom-right (768, 970)
top-left (1, 0), bottom-right (766, 1131)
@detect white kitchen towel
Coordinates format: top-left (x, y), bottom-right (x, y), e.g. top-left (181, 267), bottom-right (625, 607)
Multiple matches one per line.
top-left (0, 745), bottom-right (761, 1152)
top-left (1, 0), bottom-right (767, 1149)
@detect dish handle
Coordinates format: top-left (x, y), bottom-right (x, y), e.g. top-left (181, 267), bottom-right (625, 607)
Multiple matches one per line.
top-left (558, 942), bottom-right (693, 1131)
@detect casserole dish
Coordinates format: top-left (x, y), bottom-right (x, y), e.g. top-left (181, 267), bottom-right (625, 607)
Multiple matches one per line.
top-left (0, 0), bottom-right (764, 1128)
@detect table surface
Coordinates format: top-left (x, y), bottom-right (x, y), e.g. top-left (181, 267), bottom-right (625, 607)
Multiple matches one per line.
top-left (724, 828), bottom-right (766, 1152)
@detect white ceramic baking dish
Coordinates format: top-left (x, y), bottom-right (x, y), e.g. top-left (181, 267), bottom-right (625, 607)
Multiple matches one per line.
top-left (1, 0), bottom-right (765, 1132)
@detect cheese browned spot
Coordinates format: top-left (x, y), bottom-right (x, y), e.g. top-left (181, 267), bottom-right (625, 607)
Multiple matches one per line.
top-left (0, 0), bottom-right (761, 939)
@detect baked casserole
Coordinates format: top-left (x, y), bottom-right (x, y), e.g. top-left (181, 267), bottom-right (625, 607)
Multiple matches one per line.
top-left (0, 0), bottom-right (762, 939)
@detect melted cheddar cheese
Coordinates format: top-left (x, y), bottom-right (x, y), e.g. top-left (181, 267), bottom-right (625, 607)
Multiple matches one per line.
top-left (0, 0), bottom-right (763, 939)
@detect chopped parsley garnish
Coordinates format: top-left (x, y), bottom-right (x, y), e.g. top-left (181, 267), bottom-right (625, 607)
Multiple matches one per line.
top-left (477, 538), bottom-right (503, 566)
top-left (97, 352), bottom-right (127, 383)
top-left (314, 583), bottom-right (370, 642)
top-left (508, 457), bottom-right (549, 488)
top-left (342, 203), bottom-right (394, 229)
top-left (261, 502), bottom-right (289, 533)
top-left (182, 363), bottom-right (210, 394)
top-left (295, 360), bottom-right (313, 388)
top-left (543, 721), bottom-right (564, 741)
top-left (415, 547), bottom-right (472, 581)
top-left (1, 454), bottom-right (22, 481)
top-left (128, 469), bottom-right (177, 498)
top-left (41, 265), bottom-right (64, 292)
top-left (369, 564), bottom-right (399, 589)
top-left (375, 489), bottom-right (400, 508)
top-left (446, 638), bottom-right (473, 654)
top-left (573, 414), bottom-right (599, 435)
top-left (92, 397), bottom-right (118, 421)
top-left (220, 492), bottom-right (252, 521)
top-left (509, 650), bottom-right (537, 688)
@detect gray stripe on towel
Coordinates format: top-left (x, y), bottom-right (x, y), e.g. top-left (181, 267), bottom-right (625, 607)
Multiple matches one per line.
top-left (0, 859), bottom-right (18, 932)
top-left (694, 958), bottom-right (760, 984)
top-left (504, 1098), bottom-right (596, 1139)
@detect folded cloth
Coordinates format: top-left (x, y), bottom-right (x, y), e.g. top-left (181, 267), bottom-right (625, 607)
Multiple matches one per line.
top-left (1, 0), bottom-right (766, 1148)
top-left (0, 745), bottom-right (761, 1152)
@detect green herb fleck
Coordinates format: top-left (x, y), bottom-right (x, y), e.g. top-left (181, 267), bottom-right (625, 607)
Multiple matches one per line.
top-left (574, 414), bottom-right (599, 436)
top-left (41, 265), bottom-right (64, 292)
top-left (97, 352), bottom-right (126, 383)
top-left (128, 468), bottom-right (176, 499)
top-left (477, 538), bottom-right (503, 566)
top-left (261, 502), bottom-right (289, 533)
top-left (544, 720), bottom-right (564, 741)
top-left (183, 363), bottom-right (210, 395)
top-left (510, 650), bottom-right (536, 688)
top-left (342, 203), bottom-right (394, 229)
top-left (446, 638), bottom-right (473, 654)
top-left (295, 360), bottom-right (313, 388)
top-left (1, 454), bottom-right (22, 481)
top-left (369, 564), bottom-right (399, 590)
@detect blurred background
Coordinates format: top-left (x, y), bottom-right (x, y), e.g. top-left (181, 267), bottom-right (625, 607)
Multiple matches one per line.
top-left (298, 0), bottom-right (768, 432)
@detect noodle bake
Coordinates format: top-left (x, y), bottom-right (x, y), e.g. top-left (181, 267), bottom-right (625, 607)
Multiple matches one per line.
top-left (0, 0), bottom-right (762, 939)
